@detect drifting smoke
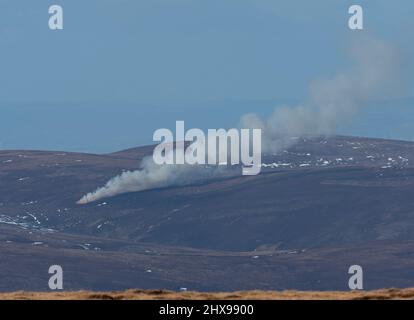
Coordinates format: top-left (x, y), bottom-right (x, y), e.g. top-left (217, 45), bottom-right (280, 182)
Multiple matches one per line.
top-left (78, 36), bottom-right (402, 204)
top-left (77, 144), bottom-right (238, 204)
top-left (241, 36), bottom-right (402, 153)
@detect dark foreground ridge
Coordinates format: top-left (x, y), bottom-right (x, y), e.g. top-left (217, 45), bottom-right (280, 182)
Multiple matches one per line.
top-left (2, 288), bottom-right (414, 300)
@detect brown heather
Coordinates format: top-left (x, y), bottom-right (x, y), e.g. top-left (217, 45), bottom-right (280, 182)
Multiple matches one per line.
top-left (1, 288), bottom-right (414, 300)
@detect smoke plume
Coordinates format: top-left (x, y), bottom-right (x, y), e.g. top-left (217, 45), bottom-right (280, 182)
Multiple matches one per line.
top-left (78, 36), bottom-right (401, 204)
top-left (77, 144), bottom-right (237, 204)
top-left (242, 36), bottom-right (401, 153)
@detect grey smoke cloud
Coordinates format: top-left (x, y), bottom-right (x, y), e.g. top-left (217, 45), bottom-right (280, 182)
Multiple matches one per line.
top-left (241, 36), bottom-right (402, 153)
top-left (78, 36), bottom-right (402, 204)
top-left (77, 146), bottom-right (238, 204)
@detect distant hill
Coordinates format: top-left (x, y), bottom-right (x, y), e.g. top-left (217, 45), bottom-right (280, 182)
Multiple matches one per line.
top-left (1, 135), bottom-right (414, 291)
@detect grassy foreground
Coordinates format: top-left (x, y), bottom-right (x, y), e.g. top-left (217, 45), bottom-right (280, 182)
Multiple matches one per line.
top-left (1, 288), bottom-right (414, 300)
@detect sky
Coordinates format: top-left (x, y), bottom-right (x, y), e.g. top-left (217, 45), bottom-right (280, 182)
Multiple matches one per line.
top-left (0, 0), bottom-right (413, 153)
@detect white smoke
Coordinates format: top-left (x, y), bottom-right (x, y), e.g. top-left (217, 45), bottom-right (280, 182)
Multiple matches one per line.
top-left (241, 36), bottom-right (402, 153)
top-left (77, 143), bottom-right (237, 204)
top-left (77, 36), bottom-right (401, 204)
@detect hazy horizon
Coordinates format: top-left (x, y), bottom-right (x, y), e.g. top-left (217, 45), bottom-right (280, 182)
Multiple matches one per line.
top-left (1, 0), bottom-right (413, 152)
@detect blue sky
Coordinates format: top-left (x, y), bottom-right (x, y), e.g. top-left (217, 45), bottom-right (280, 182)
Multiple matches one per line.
top-left (0, 0), bottom-right (413, 152)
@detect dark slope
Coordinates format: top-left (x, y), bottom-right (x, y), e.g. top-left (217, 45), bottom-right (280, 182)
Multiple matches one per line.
top-left (1, 135), bottom-right (414, 251)
top-left (1, 135), bottom-right (414, 290)
top-left (2, 224), bottom-right (414, 291)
